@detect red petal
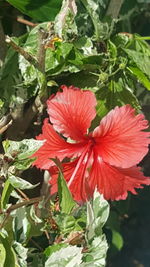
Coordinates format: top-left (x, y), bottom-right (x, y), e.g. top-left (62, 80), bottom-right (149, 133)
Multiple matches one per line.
top-left (32, 119), bottom-right (86, 169)
top-left (93, 105), bottom-right (150, 168)
top-left (47, 85), bottom-right (96, 141)
top-left (89, 154), bottom-right (150, 200)
top-left (49, 158), bottom-right (93, 202)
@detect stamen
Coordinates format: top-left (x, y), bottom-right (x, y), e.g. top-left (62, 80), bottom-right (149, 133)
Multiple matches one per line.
top-left (67, 143), bottom-right (92, 188)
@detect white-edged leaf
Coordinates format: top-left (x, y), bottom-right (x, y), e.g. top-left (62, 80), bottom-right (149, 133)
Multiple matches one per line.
top-left (8, 175), bottom-right (39, 190)
top-left (45, 245), bottom-right (82, 267)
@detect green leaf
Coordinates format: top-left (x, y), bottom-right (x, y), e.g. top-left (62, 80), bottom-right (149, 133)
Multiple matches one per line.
top-left (0, 241), bottom-right (6, 267)
top-left (44, 243), bottom-right (68, 257)
top-left (6, 0), bottom-right (62, 21)
top-left (58, 170), bottom-right (76, 214)
top-left (93, 190), bottom-right (110, 227)
top-left (112, 230), bottom-right (123, 251)
top-left (55, 214), bottom-right (82, 235)
top-left (8, 175), bottom-right (39, 190)
top-left (127, 66), bottom-right (150, 90)
top-left (0, 180), bottom-right (13, 210)
top-left (3, 139), bottom-right (44, 159)
top-left (3, 139), bottom-right (44, 170)
top-left (0, 46), bottom-right (20, 108)
top-left (12, 206), bottom-right (43, 243)
top-left (124, 48), bottom-right (150, 79)
top-left (80, 0), bottom-right (110, 40)
top-left (107, 40), bottom-right (117, 59)
top-left (45, 245), bottom-right (83, 267)
top-left (96, 78), bottom-right (141, 119)
top-left (0, 233), bottom-right (16, 267)
top-left (12, 206), bottom-right (29, 243)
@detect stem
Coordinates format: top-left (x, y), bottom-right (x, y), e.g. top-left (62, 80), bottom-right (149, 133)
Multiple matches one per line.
top-left (15, 188), bottom-right (29, 200)
top-left (0, 197), bottom-right (43, 230)
top-left (135, 36), bottom-right (150, 40)
top-left (0, 120), bottom-right (13, 135)
top-left (17, 17), bottom-right (38, 27)
top-left (7, 197), bottom-right (43, 213)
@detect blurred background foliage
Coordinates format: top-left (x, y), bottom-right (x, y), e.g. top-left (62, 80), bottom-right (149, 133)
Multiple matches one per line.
top-left (0, 0), bottom-right (150, 266)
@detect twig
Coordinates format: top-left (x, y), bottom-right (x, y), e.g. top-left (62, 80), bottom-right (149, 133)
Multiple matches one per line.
top-left (30, 238), bottom-right (43, 251)
top-left (5, 36), bottom-right (40, 71)
top-left (17, 17), bottom-right (38, 27)
top-left (15, 188), bottom-right (29, 200)
top-left (0, 120), bottom-right (13, 135)
top-left (7, 196), bottom-right (43, 213)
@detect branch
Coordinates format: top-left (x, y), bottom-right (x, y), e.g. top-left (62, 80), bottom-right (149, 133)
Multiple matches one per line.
top-left (0, 120), bottom-right (13, 135)
top-left (5, 36), bottom-right (40, 71)
top-left (37, 28), bottom-right (48, 73)
top-left (106, 0), bottom-right (124, 19)
top-left (17, 17), bottom-right (38, 27)
top-left (0, 196), bottom-right (43, 230)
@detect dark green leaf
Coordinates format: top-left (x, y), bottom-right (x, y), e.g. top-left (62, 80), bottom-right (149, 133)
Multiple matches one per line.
top-left (127, 66), bottom-right (150, 90)
top-left (6, 0), bottom-right (62, 22)
top-left (0, 46), bottom-right (20, 108)
top-left (124, 48), bottom-right (150, 79)
top-left (96, 78), bottom-right (141, 119)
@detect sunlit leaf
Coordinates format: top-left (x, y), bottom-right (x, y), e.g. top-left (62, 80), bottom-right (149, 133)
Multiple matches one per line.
top-left (13, 241), bottom-right (28, 267)
top-left (0, 241), bottom-right (6, 267)
top-left (8, 175), bottom-right (39, 190)
top-left (0, 180), bottom-right (13, 210)
top-left (45, 245), bottom-right (82, 267)
top-left (81, 236), bottom-right (108, 266)
top-left (86, 190), bottom-right (109, 242)
top-left (44, 243), bottom-right (67, 257)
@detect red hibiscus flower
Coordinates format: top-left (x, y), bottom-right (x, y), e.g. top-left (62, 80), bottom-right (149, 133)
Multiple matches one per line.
top-left (32, 85), bottom-right (150, 202)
